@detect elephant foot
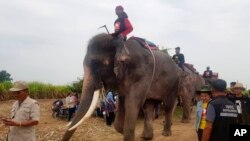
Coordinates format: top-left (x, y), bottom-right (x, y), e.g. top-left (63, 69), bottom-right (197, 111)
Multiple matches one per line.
top-left (162, 130), bottom-right (172, 136)
top-left (140, 131), bottom-right (153, 140)
top-left (181, 119), bottom-right (190, 123)
top-left (114, 123), bottom-right (124, 134)
top-left (140, 136), bottom-right (153, 140)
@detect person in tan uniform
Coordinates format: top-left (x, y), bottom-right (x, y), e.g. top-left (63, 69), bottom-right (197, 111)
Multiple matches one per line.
top-left (65, 92), bottom-right (77, 121)
top-left (2, 81), bottom-right (40, 141)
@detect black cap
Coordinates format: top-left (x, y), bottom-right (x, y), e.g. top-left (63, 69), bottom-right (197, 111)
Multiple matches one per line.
top-left (175, 46), bottom-right (180, 50)
top-left (210, 79), bottom-right (227, 92)
top-left (230, 81), bottom-right (236, 86)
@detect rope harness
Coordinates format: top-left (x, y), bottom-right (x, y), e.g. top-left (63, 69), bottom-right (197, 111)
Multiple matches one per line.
top-left (144, 41), bottom-right (156, 95)
top-left (115, 38), bottom-right (156, 96)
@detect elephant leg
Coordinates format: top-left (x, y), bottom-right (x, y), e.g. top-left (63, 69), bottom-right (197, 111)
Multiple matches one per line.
top-left (141, 100), bottom-right (156, 140)
top-left (114, 96), bottom-right (125, 134)
top-left (123, 96), bottom-right (140, 141)
top-left (181, 89), bottom-right (192, 123)
top-left (162, 94), bottom-right (176, 136)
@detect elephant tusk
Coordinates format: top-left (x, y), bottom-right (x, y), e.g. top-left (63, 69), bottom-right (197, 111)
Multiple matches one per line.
top-left (68, 90), bottom-right (100, 131)
top-left (66, 121), bottom-right (72, 127)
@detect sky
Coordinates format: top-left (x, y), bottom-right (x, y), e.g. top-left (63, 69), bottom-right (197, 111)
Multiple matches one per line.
top-left (0, 0), bottom-right (250, 88)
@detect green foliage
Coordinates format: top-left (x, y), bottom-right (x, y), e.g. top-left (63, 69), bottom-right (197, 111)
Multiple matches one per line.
top-left (0, 70), bottom-right (12, 82)
top-left (68, 78), bottom-right (83, 94)
top-left (174, 106), bottom-right (183, 119)
top-left (0, 77), bottom-right (84, 101)
top-left (160, 48), bottom-right (169, 54)
top-left (28, 82), bottom-right (71, 99)
top-left (242, 90), bottom-right (249, 96)
top-left (0, 81), bottom-right (13, 100)
top-left (0, 81), bottom-right (72, 100)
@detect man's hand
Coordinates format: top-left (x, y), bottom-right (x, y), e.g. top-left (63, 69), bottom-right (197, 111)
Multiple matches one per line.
top-left (2, 119), bottom-right (19, 126)
top-left (202, 121), bottom-right (213, 141)
top-left (0, 116), bottom-right (9, 123)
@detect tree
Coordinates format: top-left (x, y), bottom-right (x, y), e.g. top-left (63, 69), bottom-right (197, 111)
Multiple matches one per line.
top-left (160, 46), bottom-right (172, 55)
top-left (0, 70), bottom-right (12, 82)
top-left (69, 78), bottom-right (83, 94)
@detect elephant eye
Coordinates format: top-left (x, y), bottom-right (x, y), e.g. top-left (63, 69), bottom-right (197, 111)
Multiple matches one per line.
top-left (91, 60), bottom-right (101, 68)
top-left (103, 59), bottom-right (110, 65)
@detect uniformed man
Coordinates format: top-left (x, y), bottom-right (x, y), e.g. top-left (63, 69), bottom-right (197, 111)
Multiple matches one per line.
top-left (3, 81), bottom-right (40, 141)
top-left (202, 79), bottom-right (238, 141)
top-left (229, 82), bottom-right (250, 124)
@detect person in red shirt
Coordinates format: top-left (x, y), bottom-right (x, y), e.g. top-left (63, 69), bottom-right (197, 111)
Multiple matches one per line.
top-left (112, 5), bottom-right (133, 41)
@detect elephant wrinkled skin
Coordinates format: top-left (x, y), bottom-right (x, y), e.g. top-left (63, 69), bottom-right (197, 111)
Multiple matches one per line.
top-left (61, 33), bottom-right (182, 141)
top-left (178, 69), bottom-right (205, 123)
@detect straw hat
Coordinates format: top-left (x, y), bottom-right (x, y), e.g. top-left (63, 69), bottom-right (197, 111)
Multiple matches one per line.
top-left (232, 82), bottom-right (245, 90)
top-left (9, 81), bottom-right (28, 92)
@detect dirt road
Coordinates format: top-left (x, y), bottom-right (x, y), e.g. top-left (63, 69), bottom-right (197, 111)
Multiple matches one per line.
top-left (0, 99), bottom-right (197, 141)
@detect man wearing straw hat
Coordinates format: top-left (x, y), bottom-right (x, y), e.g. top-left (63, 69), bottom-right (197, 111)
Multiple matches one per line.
top-left (2, 81), bottom-right (40, 141)
top-left (229, 82), bottom-right (250, 124)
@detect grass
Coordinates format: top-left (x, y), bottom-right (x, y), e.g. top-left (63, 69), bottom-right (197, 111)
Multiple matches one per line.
top-left (0, 81), bottom-right (72, 101)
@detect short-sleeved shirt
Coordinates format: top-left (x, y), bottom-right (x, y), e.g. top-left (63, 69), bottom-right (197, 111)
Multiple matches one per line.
top-left (199, 102), bottom-right (208, 129)
top-left (229, 95), bottom-right (250, 124)
top-left (8, 96), bottom-right (40, 141)
top-left (206, 96), bottom-right (238, 141)
top-left (203, 70), bottom-right (213, 78)
top-left (105, 92), bottom-right (116, 113)
top-left (172, 53), bottom-right (185, 66)
top-left (66, 95), bottom-right (76, 108)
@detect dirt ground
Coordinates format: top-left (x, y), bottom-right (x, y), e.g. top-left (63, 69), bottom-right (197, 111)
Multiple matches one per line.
top-left (0, 99), bottom-right (197, 141)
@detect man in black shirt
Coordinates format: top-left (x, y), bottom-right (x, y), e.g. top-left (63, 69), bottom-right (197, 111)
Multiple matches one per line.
top-left (202, 79), bottom-right (238, 141)
top-left (172, 47), bottom-right (185, 71)
top-left (203, 66), bottom-right (213, 79)
top-left (229, 82), bottom-right (250, 124)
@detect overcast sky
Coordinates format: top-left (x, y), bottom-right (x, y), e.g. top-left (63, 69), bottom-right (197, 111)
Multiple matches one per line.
top-left (0, 0), bottom-right (250, 88)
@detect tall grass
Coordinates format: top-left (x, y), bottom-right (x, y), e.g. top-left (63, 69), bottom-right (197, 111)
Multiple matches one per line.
top-left (28, 82), bottom-right (71, 99)
top-left (0, 81), bottom-right (12, 100)
top-left (0, 81), bottom-right (72, 101)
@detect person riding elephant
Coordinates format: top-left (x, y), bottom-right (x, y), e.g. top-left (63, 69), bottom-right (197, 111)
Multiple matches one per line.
top-left (172, 47), bottom-right (185, 71)
top-left (61, 33), bottom-right (181, 141)
top-left (112, 5), bottom-right (133, 41)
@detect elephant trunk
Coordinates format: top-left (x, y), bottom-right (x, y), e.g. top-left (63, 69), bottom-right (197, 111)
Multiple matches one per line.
top-left (61, 65), bottom-right (99, 141)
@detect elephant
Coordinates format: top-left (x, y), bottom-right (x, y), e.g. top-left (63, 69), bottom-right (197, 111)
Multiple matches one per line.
top-left (61, 33), bottom-right (182, 141)
top-left (178, 68), bottom-right (205, 123)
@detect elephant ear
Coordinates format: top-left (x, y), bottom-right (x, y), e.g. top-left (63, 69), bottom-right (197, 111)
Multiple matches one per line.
top-left (112, 39), bottom-right (131, 82)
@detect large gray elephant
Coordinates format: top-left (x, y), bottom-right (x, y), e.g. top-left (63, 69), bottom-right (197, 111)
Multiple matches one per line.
top-left (61, 33), bottom-right (182, 141)
top-left (178, 68), bottom-right (205, 123)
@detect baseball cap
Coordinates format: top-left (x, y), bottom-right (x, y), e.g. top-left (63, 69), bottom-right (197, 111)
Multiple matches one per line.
top-left (9, 81), bottom-right (28, 92)
top-left (210, 79), bottom-right (227, 92)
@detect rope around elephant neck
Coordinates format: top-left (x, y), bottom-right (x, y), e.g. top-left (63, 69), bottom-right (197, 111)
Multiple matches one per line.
top-left (145, 42), bottom-right (156, 95)
top-left (121, 40), bottom-right (155, 95)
